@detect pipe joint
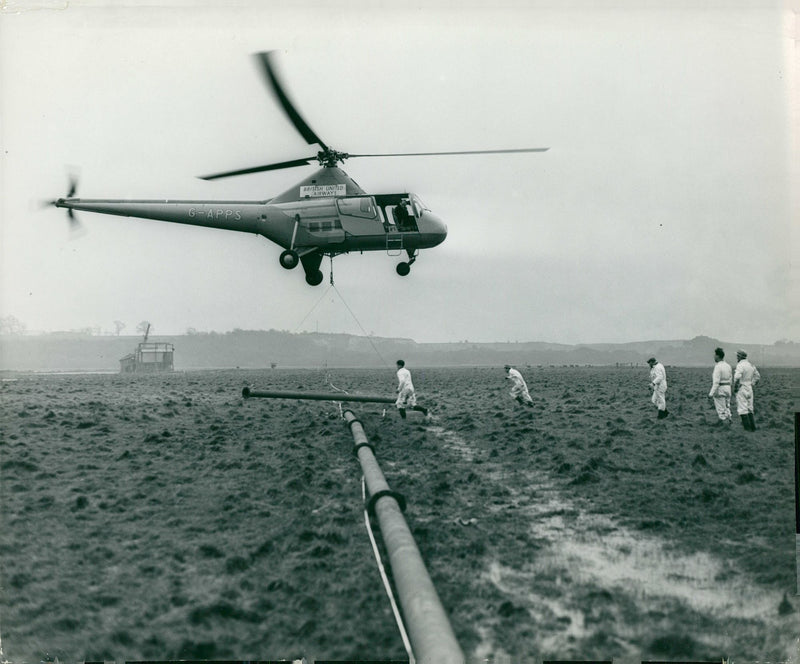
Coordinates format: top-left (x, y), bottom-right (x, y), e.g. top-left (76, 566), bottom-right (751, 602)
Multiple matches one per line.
top-left (367, 489), bottom-right (407, 516)
top-left (353, 441), bottom-right (376, 457)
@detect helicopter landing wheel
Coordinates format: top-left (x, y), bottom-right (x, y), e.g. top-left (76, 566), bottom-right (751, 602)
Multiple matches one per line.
top-left (396, 262), bottom-right (411, 276)
top-left (305, 269), bottom-right (324, 286)
top-left (279, 250), bottom-right (299, 270)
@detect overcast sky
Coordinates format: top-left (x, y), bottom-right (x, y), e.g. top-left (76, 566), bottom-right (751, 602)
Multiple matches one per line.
top-left (1, 1), bottom-right (797, 344)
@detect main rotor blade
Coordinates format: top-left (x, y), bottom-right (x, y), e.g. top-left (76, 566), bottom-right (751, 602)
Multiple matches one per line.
top-left (199, 157), bottom-right (316, 181)
top-left (348, 148), bottom-right (549, 158)
top-left (255, 51), bottom-right (328, 151)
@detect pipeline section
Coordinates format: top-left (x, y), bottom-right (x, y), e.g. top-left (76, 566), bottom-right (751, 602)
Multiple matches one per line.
top-left (241, 386), bottom-right (462, 661)
top-left (343, 409), bottom-right (464, 663)
top-left (242, 387), bottom-right (396, 404)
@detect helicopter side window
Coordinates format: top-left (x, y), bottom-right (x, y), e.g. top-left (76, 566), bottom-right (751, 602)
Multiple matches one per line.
top-left (337, 197), bottom-right (376, 219)
top-left (307, 220), bottom-right (342, 233)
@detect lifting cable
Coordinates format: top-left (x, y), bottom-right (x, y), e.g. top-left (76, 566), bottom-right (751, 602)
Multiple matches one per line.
top-left (292, 274), bottom-right (392, 409)
top-left (331, 283), bottom-right (391, 368)
top-left (292, 279), bottom-right (391, 367)
top-left (293, 283), bottom-right (335, 333)
top-left (325, 373), bottom-right (348, 419)
top-left (361, 475), bottom-right (415, 664)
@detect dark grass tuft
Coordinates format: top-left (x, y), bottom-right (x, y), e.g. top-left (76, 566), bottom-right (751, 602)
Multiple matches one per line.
top-left (649, 633), bottom-right (699, 657)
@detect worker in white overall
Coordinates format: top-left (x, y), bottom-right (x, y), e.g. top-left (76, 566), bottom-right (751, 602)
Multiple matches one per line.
top-left (708, 347), bottom-right (732, 424)
top-left (504, 365), bottom-right (534, 408)
top-left (647, 357), bottom-right (669, 419)
top-left (395, 360), bottom-right (428, 419)
top-left (733, 349), bottom-right (760, 431)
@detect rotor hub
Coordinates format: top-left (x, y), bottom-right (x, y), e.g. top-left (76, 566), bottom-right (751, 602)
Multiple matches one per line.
top-left (317, 149), bottom-right (350, 168)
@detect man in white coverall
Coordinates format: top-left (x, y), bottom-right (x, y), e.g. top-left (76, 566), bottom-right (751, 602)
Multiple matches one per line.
top-left (708, 347), bottom-right (732, 424)
top-left (504, 365), bottom-right (534, 408)
top-left (647, 357), bottom-right (669, 419)
top-left (733, 349), bottom-right (760, 431)
top-left (395, 360), bottom-right (428, 419)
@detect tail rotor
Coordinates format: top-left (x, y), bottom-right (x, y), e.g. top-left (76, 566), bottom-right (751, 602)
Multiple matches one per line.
top-left (48, 173), bottom-right (82, 231)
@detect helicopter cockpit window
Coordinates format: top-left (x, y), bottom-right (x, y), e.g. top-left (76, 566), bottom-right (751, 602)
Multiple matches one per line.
top-left (410, 194), bottom-right (428, 217)
top-left (337, 196), bottom-right (376, 219)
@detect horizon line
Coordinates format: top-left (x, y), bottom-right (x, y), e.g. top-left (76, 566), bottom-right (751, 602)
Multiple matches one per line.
top-left (2, 329), bottom-right (795, 348)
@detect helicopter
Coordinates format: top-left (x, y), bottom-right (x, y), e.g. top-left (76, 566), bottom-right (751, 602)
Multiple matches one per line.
top-left (52, 52), bottom-right (548, 286)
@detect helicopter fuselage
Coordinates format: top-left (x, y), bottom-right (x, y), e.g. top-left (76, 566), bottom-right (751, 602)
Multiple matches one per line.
top-left (54, 193), bottom-right (447, 253)
top-left (53, 167), bottom-right (447, 285)
top-left (54, 179), bottom-right (447, 285)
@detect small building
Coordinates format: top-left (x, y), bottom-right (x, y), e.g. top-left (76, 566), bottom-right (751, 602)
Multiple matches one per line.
top-left (120, 341), bottom-right (174, 373)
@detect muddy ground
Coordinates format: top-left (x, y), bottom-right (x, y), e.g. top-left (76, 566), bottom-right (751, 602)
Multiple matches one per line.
top-left (1, 366), bottom-right (797, 662)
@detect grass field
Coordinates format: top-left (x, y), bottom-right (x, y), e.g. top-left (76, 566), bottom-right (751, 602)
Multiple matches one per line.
top-left (1, 366), bottom-right (797, 662)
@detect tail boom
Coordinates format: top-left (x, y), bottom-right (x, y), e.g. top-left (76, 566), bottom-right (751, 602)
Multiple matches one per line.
top-left (53, 198), bottom-right (300, 247)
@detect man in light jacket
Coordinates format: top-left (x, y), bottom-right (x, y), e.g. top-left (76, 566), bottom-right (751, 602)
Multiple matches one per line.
top-left (708, 347), bottom-right (732, 425)
top-left (395, 360), bottom-right (428, 419)
top-left (647, 357), bottom-right (669, 419)
top-left (504, 365), bottom-right (534, 408)
top-left (734, 349), bottom-right (761, 431)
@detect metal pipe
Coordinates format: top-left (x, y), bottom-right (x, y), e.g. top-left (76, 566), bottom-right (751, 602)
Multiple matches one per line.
top-left (242, 387), bottom-right (396, 404)
top-left (343, 409), bottom-right (464, 663)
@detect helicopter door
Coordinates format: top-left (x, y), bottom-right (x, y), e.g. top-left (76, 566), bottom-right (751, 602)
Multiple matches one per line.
top-left (392, 201), bottom-right (418, 232)
top-left (336, 196), bottom-right (383, 236)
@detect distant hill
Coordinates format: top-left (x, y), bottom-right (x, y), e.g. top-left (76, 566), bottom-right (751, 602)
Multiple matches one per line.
top-left (1, 331), bottom-right (798, 372)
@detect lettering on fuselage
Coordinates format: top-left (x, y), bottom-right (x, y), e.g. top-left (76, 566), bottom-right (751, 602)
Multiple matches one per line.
top-left (300, 184), bottom-right (347, 198)
top-left (188, 208), bottom-right (242, 220)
